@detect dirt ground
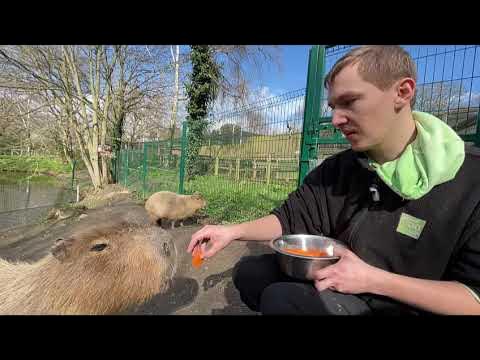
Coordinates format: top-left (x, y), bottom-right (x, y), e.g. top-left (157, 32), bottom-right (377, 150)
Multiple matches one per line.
top-left (0, 194), bottom-right (274, 315)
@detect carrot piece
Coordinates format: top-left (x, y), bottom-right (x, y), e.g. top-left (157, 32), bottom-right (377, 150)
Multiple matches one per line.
top-left (192, 245), bottom-right (203, 268)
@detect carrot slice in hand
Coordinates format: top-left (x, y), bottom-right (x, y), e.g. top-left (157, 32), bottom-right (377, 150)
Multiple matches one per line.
top-left (192, 245), bottom-right (203, 268)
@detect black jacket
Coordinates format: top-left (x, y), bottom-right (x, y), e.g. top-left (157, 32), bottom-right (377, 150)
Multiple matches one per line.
top-left (271, 146), bottom-right (480, 315)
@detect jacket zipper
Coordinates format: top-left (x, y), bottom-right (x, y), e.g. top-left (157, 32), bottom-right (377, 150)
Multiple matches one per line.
top-left (345, 178), bottom-right (379, 252)
top-left (345, 206), bottom-right (369, 253)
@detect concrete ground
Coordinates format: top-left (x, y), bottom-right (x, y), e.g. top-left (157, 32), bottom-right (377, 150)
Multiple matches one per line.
top-left (0, 204), bottom-right (274, 315)
top-left (128, 225), bottom-right (275, 315)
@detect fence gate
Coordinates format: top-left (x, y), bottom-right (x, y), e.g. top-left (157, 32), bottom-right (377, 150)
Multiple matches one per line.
top-left (115, 122), bottom-right (187, 199)
top-left (299, 45), bottom-right (480, 185)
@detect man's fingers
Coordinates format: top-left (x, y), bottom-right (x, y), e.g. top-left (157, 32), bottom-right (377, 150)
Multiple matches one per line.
top-left (202, 242), bottom-right (218, 259)
top-left (315, 278), bottom-right (334, 292)
top-left (333, 244), bottom-right (349, 257)
top-left (187, 226), bottom-right (210, 253)
top-left (313, 264), bottom-right (334, 281)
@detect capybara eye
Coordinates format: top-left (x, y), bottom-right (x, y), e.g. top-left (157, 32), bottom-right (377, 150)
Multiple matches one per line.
top-left (90, 244), bottom-right (108, 252)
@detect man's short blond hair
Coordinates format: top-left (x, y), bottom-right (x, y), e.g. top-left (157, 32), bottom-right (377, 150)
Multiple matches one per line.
top-left (324, 45), bottom-right (417, 106)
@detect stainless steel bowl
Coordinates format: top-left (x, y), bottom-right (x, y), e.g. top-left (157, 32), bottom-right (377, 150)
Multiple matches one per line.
top-left (270, 234), bottom-right (340, 280)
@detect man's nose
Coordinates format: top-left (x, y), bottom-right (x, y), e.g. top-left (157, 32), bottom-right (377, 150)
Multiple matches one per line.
top-left (331, 110), bottom-right (348, 128)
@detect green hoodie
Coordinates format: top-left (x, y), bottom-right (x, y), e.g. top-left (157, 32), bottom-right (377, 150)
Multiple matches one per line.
top-left (367, 111), bottom-right (465, 200)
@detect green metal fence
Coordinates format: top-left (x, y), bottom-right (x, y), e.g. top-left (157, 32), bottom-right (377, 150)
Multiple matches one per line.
top-left (115, 131), bottom-right (185, 199)
top-left (116, 90), bottom-right (307, 223)
top-left (183, 89), bottom-right (306, 223)
top-left (299, 45), bottom-right (480, 184)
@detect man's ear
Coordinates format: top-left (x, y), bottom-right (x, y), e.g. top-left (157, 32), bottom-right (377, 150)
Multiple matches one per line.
top-left (51, 237), bottom-right (75, 262)
top-left (395, 77), bottom-right (416, 109)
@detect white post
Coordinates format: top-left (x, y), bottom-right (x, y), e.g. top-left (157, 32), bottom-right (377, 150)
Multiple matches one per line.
top-left (76, 185), bottom-right (80, 203)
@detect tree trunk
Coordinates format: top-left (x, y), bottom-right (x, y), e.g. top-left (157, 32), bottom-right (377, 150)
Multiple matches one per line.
top-left (169, 45), bottom-right (180, 159)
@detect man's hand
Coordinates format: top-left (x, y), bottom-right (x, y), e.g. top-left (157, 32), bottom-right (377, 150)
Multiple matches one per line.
top-left (187, 225), bottom-right (238, 259)
top-left (313, 245), bottom-right (381, 294)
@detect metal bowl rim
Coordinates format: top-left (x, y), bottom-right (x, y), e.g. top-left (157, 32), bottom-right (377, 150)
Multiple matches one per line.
top-left (269, 235), bottom-right (340, 261)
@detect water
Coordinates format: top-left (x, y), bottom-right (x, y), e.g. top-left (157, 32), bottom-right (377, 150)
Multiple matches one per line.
top-left (0, 172), bottom-right (75, 231)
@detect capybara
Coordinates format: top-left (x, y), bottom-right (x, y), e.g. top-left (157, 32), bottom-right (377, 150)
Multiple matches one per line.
top-left (145, 191), bottom-right (206, 229)
top-left (0, 213), bottom-right (176, 315)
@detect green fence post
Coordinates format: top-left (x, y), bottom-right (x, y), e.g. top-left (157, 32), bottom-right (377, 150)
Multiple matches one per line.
top-left (298, 45), bottom-right (326, 187)
top-left (142, 142), bottom-right (148, 199)
top-left (178, 121), bottom-right (188, 194)
top-left (475, 110), bottom-right (480, 148)
top-left (124, 148), bottom-right (129, 187)
top-left (114, 149), bottom-right (120, 184)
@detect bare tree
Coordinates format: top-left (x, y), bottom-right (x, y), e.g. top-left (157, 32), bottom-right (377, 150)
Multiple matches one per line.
top-left (211, 45), bottom-right (282, 106)
top-left (0, 45), bottom-right (174, 188)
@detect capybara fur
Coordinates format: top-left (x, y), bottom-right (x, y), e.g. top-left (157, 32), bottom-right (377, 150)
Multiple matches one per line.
top-left (145, 191), bottom-right (206, 229)
top-left (0, 213), bottom-right (176, 315)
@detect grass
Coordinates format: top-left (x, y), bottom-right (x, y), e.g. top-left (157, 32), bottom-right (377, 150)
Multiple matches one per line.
top-left (184, 175), bottom-right (295, 224)
top-left (118, 165), bottom-right (296, 224)
top-left (0, 155), bottom-right (72, 176)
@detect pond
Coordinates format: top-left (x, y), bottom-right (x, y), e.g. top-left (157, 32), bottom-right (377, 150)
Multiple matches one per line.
top-left (0, 172), bottom-right (75, 231)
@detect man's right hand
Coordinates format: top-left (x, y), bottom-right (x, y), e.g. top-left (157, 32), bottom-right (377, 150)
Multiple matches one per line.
top-left (187, 225), bottom-right (239, 259)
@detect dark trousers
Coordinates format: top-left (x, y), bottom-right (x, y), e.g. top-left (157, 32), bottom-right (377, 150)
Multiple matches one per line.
top-left (232, 254), bottom-right (374, 315)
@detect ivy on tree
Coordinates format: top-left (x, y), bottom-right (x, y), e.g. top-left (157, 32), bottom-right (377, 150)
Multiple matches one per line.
top-left (185, 45), bottom-right (220, 179)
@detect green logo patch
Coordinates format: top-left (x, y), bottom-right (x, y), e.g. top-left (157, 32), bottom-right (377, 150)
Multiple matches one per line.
top-left (396, 213), bottom-right (426, 239)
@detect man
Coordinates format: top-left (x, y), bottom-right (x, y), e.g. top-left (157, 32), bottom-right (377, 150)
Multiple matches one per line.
top-left (187, 45), bottom-right (480, 315)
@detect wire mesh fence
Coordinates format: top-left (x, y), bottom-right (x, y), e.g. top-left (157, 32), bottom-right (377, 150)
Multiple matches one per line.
top-left (0, 179), bottom-right (76, 232)
top-left (322, 45), bottom-right (480, 142)
top-left (115, 137), bottom-right (183, 199)
top-left (183, 89), bottom-right (306, 223)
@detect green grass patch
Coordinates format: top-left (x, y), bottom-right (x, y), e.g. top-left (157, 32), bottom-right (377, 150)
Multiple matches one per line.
top-left (184, 175), bottom-right (295, 224)
top-left (0, 155), bottom-right (72, 175)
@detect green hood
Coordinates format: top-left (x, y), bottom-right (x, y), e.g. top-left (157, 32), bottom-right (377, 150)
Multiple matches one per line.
top-left (367, 111), bottom-right (465, 200)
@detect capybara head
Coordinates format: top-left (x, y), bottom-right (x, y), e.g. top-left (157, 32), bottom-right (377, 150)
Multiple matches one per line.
top-left (191, 192), bottom-right (207, 210)
top-left (48, 216), bottom-right (176, 314)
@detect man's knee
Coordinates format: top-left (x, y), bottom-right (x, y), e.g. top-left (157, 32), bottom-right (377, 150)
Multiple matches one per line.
top-left (260, 283), bottom-right (372, 315)
top-left (232, 254), bottom-right (281, 312)
top-left (259, 282), bottom-right (315, 314)
top-left (232, 254), bottom-right (277, 291)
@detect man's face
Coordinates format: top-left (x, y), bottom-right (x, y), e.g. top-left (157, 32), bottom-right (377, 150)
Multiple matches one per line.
top-left (327, 63), bottom-right (398, 152)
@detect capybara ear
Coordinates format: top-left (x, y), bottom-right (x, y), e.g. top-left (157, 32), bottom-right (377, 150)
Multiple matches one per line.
top-left (51, 237), bottom-right (75, 262)
top-left (192, 193), bottom-right (202, 200)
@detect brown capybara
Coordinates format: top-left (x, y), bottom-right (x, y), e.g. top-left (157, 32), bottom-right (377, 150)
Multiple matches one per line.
top-left (0, 214), bottom-right (177, 315)
top-left (145, 191), bottom-right (207, 229)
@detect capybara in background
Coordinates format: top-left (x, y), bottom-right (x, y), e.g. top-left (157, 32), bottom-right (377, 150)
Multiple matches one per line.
top-left (145, 191), bottom-right (206, 229)
top-left (0, 213), bottom-right (177, 315)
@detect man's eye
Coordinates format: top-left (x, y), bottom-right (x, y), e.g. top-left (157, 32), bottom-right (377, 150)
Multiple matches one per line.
top-left (343, 98), bottom-right (357, 107)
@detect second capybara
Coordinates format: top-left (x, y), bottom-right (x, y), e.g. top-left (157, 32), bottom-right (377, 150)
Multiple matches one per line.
top-left (145, 191), bottom-right (206, 229)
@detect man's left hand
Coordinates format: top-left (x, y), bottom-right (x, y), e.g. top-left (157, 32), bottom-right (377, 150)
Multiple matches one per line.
top-left (312, 244), bottom-right (383, 294)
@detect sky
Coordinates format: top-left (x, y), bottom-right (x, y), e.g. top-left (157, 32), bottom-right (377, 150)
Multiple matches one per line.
top-left (201, 45), bottom-right (480, 135)
top-left (175, 45), bottom-right (480, 130)
top-left (249, 45), bottom-right (311, 97)
top-left (248, 45), bottom-right (480, 106)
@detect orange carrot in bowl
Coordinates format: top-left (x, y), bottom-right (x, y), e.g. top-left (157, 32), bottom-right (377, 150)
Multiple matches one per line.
top-left (283, 248), bottom-right (329, 257)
